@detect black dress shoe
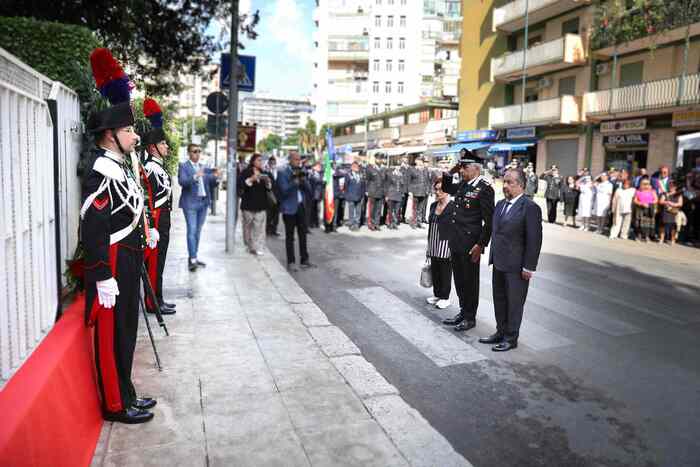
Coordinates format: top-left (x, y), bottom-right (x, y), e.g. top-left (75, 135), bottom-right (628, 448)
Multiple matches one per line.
top-left (300, 262), bottom-right (317, 269)
top-left (196, 260), bottom-right (207, 267)
top-left (478, 333), bottom-right (504, 344)
top-left (188, 260), bottom-right (198, 272)
top-left (492, 340), bottom-right (518, 352)
top-left (103, 407), bottom-right (154, 424)
top-left (132, 397), bottom-right (157, 410)
top-left (161, 301), bottom-right (177, 309)
top-left (454, 320), bottom-right (476, 332)
top-left (148, 307), bottom-right (175, 315)
top-left (442, 314), bottom-right (463, 325)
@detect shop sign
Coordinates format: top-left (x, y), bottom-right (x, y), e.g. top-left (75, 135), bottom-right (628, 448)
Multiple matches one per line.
top-left (506, 127), bottom-right (536, 139)
top-left (672, 110), bottom-right (700, 128)
top-left (603, 133), bottom-right (648, 146)
top-left (456, 129), bottom-right (498, 142)
top-left (600, 118), bottom-right (646, 133)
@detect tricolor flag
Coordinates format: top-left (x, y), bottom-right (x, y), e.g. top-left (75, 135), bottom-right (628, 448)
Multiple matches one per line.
top-left (323, 129), bottom-right (336, 224)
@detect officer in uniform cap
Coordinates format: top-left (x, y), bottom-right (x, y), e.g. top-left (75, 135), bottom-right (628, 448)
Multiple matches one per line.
top-left (141, 98), bottom-right (176, 315)
top-left (441, 149), bottom-right (495, 331)
top-left (81, 48), bottom-right (157, 424)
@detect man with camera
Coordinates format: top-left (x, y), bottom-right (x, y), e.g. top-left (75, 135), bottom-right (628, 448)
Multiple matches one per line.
top-left (277, 151), bottom-right (315, 271)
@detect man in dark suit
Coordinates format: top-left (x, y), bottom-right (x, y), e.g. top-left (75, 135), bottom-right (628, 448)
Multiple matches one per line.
top-left (481, 168), bottom-right (543, 351)
top-left (277, 151), bottom-right (315, 271)
top-left (178, 143), bottom-right (219, 271)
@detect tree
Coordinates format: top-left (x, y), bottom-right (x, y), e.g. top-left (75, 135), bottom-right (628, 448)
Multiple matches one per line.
top-left (0, 1), bottom-right (260, 96)
top-left (257, 134), bottom-right (282, 154)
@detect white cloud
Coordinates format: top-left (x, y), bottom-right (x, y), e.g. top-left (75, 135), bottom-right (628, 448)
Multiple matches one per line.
top-left (264, 0), bottom-right (313, 61)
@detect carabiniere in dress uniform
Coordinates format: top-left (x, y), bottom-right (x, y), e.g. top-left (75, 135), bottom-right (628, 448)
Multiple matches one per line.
top-left (440, 149), bottom-right (495, 332)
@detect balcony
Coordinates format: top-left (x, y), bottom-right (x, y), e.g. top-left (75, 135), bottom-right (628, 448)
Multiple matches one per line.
top-left (491, 34), bottom-right (585, 82)
top-left (584, 73), bottom-right (700, 120)
top-left (593, 22), bottom-right (700, 59)
top-left (493, 0), bottom-right (590, 33)
top-left (328, 36), bottom-right (369, 62)
top-left (489, 96), bottom-right (583, 128)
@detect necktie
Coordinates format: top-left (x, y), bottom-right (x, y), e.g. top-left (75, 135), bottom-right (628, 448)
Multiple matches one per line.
top-left (502, 201), bottom-right (512, 218)
top-left (197, 164), bottom-right (206, 197)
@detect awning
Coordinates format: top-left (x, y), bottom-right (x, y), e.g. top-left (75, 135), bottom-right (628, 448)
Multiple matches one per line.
top-left (429, 142), bottom-right (491, 156)
top-left (488, 141), bottom-right (536, 153)
top-left (368, 145), bottom-right (427, 157)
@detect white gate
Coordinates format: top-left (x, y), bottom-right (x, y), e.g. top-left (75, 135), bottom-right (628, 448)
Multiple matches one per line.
top-left (0, 48), bottom-right (81, 386)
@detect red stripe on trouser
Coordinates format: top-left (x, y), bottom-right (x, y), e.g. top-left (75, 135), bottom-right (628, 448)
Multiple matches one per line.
top-left (95, 244), bottom-right (123, 412)
top-left (145, 207), bottom-right (161, 308)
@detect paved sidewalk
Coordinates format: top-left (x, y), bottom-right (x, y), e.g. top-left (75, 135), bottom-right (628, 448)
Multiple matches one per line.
top-left (90, 209), bottom-right (472, 467)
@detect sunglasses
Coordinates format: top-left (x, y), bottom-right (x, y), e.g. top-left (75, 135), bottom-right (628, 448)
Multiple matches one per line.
top-left (191, 149), bottom-right (201, 154)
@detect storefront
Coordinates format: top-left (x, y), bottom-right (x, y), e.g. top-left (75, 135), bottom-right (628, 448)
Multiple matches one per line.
top-left (488, 127), bottom-right (538, 170)
top-left (604, 133), bottom-right (649, 173)
top-left (599, 119), bottom-right (648, 173)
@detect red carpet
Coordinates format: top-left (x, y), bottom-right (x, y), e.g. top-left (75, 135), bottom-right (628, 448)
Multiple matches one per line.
top-left (0, 294), bottom-right (103, 467)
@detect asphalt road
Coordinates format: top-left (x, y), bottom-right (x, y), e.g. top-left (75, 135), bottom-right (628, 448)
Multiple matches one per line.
top-left (266, 218), bottom-right (700, 467)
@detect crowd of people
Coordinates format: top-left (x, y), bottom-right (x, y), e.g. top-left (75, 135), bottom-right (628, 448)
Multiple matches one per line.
top-left (520, 159), bottom-right (700, 246)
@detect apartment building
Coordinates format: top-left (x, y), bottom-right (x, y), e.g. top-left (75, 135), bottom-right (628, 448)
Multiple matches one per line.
top-left (165, 65), bottom-right (220, 120)
top-left (459, 0), bottom-right (700, 176)
top-left (311, 0), bottom-right (462, 126)
top-left (239, 96), bottom-right (314, 140)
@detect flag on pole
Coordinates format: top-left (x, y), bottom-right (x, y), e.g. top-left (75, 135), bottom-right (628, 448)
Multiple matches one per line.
top-left (323, 128), bottom-right (336, 224)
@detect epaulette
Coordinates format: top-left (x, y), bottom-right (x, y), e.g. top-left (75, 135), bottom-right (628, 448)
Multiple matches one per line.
top-left (93, 156), bottom-right (125, 182)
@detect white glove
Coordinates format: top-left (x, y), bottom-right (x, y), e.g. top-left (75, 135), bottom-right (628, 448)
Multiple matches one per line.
top-left (148, 228), bottom-right (160, 248)
top-left (96, 278), bottom-right (119, 309)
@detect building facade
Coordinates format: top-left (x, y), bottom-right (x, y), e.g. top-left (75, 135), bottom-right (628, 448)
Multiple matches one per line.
top-left (239, 96), bottom-right (314, 140)
top-left (312, 0), bottom-right (462, 126)
top-left (458, 0), bottom-right (700, 176)
top-left (165, 65), bottom-right (219, 120)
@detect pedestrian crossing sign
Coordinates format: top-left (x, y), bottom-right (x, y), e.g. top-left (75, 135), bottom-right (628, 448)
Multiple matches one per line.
top-left (220, 53), bottom-right (255, 92)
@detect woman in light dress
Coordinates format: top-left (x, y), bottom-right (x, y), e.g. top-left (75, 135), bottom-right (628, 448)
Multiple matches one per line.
top-left (576, 173), bottom-right (594, 231)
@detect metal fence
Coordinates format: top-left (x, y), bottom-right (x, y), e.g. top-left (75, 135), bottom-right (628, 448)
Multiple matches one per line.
top-left (0, 48), bottom-right (82, 386)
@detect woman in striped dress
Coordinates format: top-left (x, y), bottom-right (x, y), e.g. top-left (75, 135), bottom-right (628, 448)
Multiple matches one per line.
top-left (426, 180), bottom-right (453, 309)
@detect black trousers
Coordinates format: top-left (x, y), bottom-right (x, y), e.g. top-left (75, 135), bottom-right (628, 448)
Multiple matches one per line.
top-left (400, 193), bottom-right (409, 223)
top-left (335, 198), bottom-right (345, 227)
top-left (546, 199), bottom-right (558, 223)
top-left (387, 200), bottom-right (401, 228)
top-left (85, 243), bottom-right (142, 414)
top-left (267, 203), bottom-right (280, 233)
top-left (368, 197), bottom-right (383, 228)
top-left (430, 257), bottom-right (452, 300)
top-left (451, 251), bottom-right (480, 321)
top-left (381, 199), bottom-right (388, 225)
top-left (283, 204), bottom-right (309, 264)
top-left (492, 268), bottom-right (530, 339)
top-left (360, 195), bottom-right (368, 226)
top-left (310, 200), bottom-right (321, 228)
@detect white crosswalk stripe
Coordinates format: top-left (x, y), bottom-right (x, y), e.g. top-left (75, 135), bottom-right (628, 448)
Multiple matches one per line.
top-left (348, 287), bottom-right (487, 367)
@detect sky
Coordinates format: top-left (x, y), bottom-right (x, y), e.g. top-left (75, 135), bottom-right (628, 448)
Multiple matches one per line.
top-left (210, 0), bottom-right (316, 100)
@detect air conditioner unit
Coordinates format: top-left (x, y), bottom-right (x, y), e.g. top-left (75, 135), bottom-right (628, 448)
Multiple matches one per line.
top-left (537, 77), bottom-right (553, 89)
top-left (596, 62), bottom-right (611, 76)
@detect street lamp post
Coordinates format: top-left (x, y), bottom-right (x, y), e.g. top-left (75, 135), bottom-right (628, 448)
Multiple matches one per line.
top-left (226, 0), bottom-right (240, 253)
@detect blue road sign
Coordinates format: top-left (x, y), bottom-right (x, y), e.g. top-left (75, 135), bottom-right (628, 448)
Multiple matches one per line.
top-left (220, 53), bottom-right (256, 92)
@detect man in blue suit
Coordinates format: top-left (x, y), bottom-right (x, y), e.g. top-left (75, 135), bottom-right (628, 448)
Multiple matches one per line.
top-left (481, 168), bottom-right (542, 352)
top-left (277, 151), bottom-right (315, 271)
top-left (178, 144), bottom-right (219, 271)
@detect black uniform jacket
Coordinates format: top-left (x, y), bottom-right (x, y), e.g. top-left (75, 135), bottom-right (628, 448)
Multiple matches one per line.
top-left (81, 148), bottom-right (146, 283)
top-left (441, 173), bottom-right (495, 254)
